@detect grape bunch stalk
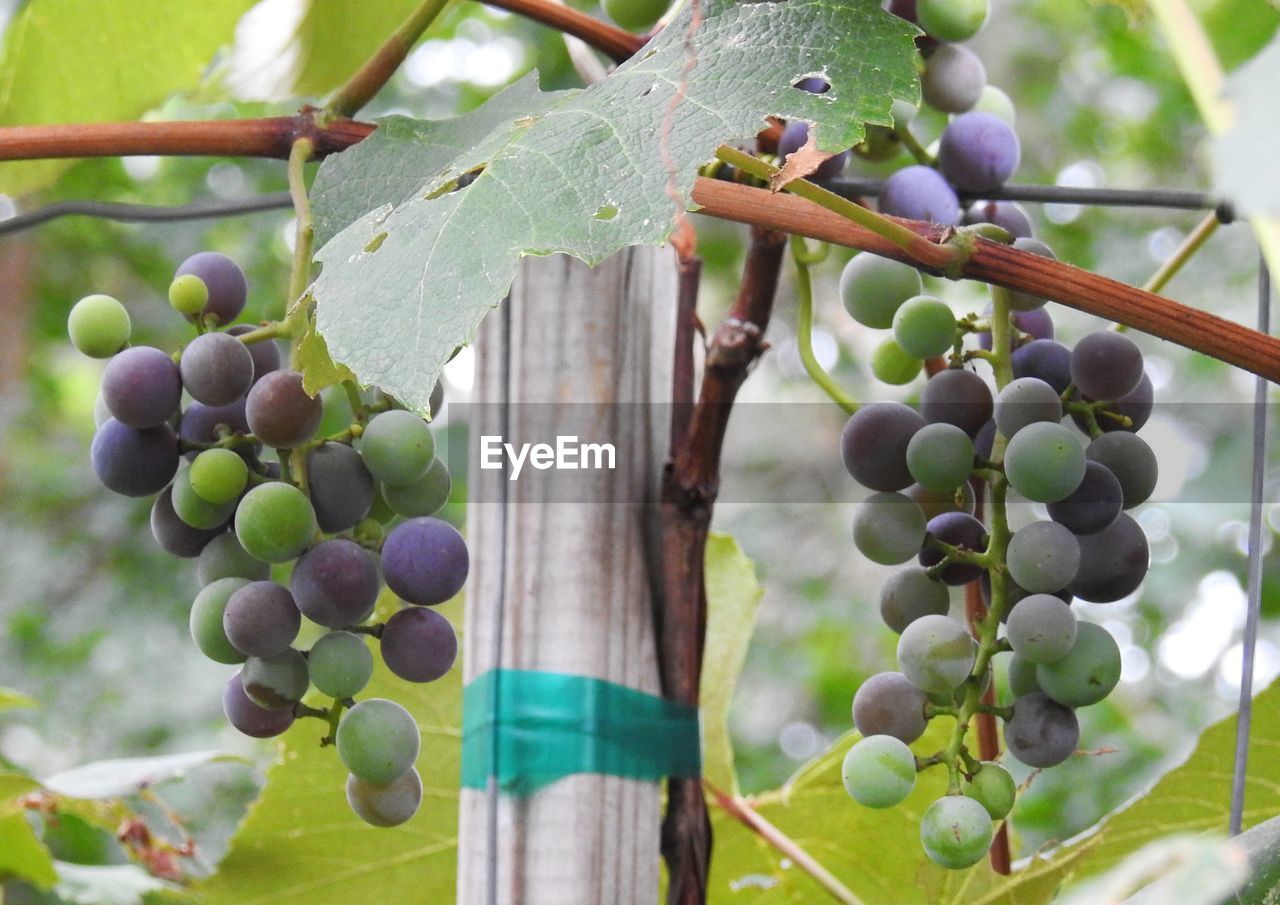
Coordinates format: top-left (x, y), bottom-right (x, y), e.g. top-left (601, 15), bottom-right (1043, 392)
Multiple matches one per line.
top-left (822, 0), bottom-right (1157, 870)
top-left (67, 251), bottom-right (467, 828)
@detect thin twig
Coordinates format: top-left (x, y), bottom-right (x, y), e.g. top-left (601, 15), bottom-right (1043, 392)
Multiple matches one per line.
top-left (0, 194), bottom-right (292, 236)
top-left (483, 0), bottom-right (644, 61)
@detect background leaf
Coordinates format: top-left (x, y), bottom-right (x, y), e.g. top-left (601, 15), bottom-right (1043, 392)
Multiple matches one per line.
top-left (0, 812), bottom-right (58, 889)
top-left (43, 752), bottom-right (243, 801)
top-left (311, 0), bottom-right (918, 411)
top-left (0, 687), bottom-right (37, 711)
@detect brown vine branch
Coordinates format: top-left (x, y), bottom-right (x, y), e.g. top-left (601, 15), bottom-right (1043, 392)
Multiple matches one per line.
top-left (326, 0), bottom-right (453, 118)
top-left (484, 0), bottom-right (644, 62)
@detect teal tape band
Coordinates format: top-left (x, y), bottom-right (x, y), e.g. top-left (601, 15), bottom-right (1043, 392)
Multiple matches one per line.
top-left (460, 668), bottom-right (701, 795)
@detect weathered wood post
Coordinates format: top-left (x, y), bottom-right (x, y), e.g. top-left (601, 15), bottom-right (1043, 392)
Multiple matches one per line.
top-left (459, 246), bottom-right (679, 904)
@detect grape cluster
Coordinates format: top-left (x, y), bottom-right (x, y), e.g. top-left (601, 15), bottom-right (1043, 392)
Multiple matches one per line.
top-left (829, 4), bottom-right (1158, 869)
top-left (68, 252), bottom-right (466, 828)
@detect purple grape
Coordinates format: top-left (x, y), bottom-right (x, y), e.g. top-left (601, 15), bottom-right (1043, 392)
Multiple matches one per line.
top-left (179, 399), bottom-right (251, 452)
top-left (918, 511), bottom-right (987, 585)
top-left (100, 346), bottom-right (182, 429)
top-left (175, 252), bottom-right (247, 326)
top-left (1011, 339), bottom-right (1073, 394)
top-left (919, 368), bottom-right (993, 438)
top-left (1070, 332), bottom-right (1144, 401)
top-left (974, 419), bottom-right (995, 460)
top-left (938, 112), bottom-right (1020, 193)
top-left (180, 332), bottom-right (255, 406)
top-left (1047, 460), bottom-right (1123, 535)
top-left (91, 419), bottom-right (179, 497)
top-left (291, 539), bottom-right (381, 628)
top-left (884, 0), bottom-right (918, 23)
top-left (778, 121), bottom-right (850, 184)
top-left (307, 442), bottom-right (375, 533)
top-left (246, 370), bottom-right (322, 448)
top-left (226, 325), bottom-right (282, 384)
top-left (1004, 692), bottom-right (1078, 768)
top-left (840, 402), bottom-right (925, 492)
top-left (380, 607), bottom-right (458, 683)
top-left (222, 671), bottom-right (295, 738)
top-left (964, 201), bottom-right (1033, 239)
top-left (879, 165), bottom-right (960, 225)
top-left (794, 77), bottom-right (829, 93)
top-left (150, 486), bottom-right (223, 557)
top-left (921, 45), bottom-right (986, 114)
top-left (978, 307), bottom-right (1055, 351)
top-left (1099, 372), bottom-right (1153, 433)
top-left (382, 518), bottom-right (470, 607)
top-left (1068, 513), bottom-right (1149, 603)
top-left (223, 581), bottom-right (302, 658)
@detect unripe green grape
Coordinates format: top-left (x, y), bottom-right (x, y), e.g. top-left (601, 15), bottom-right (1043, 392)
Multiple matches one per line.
top-left (853, 126), bottom-right (901, 163)
top-left (197, 532), bottom-right (270, 586)
top-left (971, 85), bottom-right (1016, 126)
top-left (337, 699), bottom-right (421, 785)
top-left (878, 567), bottom-right (950, 634)
top-left (963, 762), bottom-right (1016, 820)
top-left (309, 631), bottom-right (374, 699)
top-left (235, 482), bottom-right (318, 563)
top-left (841, 736), bottom-right (916, 808)
top-left (1006, 652), bottom-right (1043, 698)
top-left (359, 410), bottom-right (435, 486)
top-left (1035, 622), bottom-right (1121, 707)
top-left (906, 423), bottom-right (974, 492)
top-left (920, 795), bottom-right (994, 869)
top-left (603, 0), bottom-right (667, 31)
top-left (871, 337), bottom-right (923, 385)
top-left (190, 577), bottom-right (249, 665)
top-left (346, 768), bottom-right (422, 827)
top-left (67, 294), bottom-right (131, 358)
top-left (893, 295), bottom-right (955, 359)
top-left (917, 0), bottom-right (989, 43)
top-left (853, 492), bottom-right (927, 565)
top-left (382, 458), bottom-right (452, 518)
top-left (897, 615), bottom-right (976, 693)
top-left (242, 649), bottom-right (310, 709)
top-left (168, 274), bottom-right (209, 316)
top-left (189, 448), bottom-right (248, 504)
top-left (1006, 594), bottom-right (1077, 664)
top-left (1004, 422), bottom-right (1086, 502)
top-left (172, 468), bottom-right (237, 530)
top-left (840, 254), bottom-right (923, 329)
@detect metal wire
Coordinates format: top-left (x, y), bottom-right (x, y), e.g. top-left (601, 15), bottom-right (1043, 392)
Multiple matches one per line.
top-left (0, 193), bottom-right (293, 236)
top-left (1229, 253), bottom-right (1272, 837)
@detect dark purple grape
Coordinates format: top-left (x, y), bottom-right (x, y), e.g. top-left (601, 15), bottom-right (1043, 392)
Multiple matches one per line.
top-left (921, 45), bottom-right (986, 114)
top-left (91, 419), bottom-right (179, 497)
top-left (382, 517), bottom-right (470, 607)
top-left (920, 368), bottom-right (993, 438)
top-left (1011, 339), bottom-right (1072, 395)
top-left (175, 252), bottom-right (248, 326)
top-left (1087, 372), bottom-right (1153, 434)
top-left (979, 307), bottom-right (1054, 351)
top-left (100, 346), bottom-right (182, 429)
top-left (179, 399), bottom-right (251, 452)
top-left (906, 481), bottom-right (976, 520)
top-left (879, 165), bottom-right (961, 225)
top-left (1070, 332), bottom-right (1144, 401)
top-left (1004, 692), bottom-right (1078, 767)
top-left (963, 201), bottom-right (1033, 239)
top-left (246, 370), bottom-right (322, 448)
top-left (852, 671), bottom-right (928, 743)
top-left (222, 671), bottom-right (295, 738)
top-left (223, 581), bottom-right (302, 658)
top-left (1086, 433), bottom-right (1157, 509)
top-left (1068, 512), bottom-right (1149, 603)
top-left (840, 402), bottom-right (925, 492)
top-left (884, 0), bottom-right (918, 23)
top-left (918, 512), bottom-right (987, 585)
top-left (380, 607), bottom-right (458, 683)
top-left (307, 442), bottom-right (375, 533)
top-left (794, 77), bottom-right (829, 93)
top-left (1047, 461), bottom-right (1123, 536)
top-left (777, 121), bottom-right (850, 184)
top-left (291, 540), bottom-right (381, 628)
top-left (150, 486), bottom-right (223, 557)
top-left (180, 332), bottom-right (254, 406)
top-left (938, 112), bottom-right (1020, 193)
top-left (226, 325), bottom-right (282, 384)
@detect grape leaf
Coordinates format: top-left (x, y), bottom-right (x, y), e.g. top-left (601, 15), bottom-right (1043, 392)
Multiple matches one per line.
top-left (700, 533), bottom-right (763, 797)
top-left (292, 1), bottom-right (428, 98)
top-left (45, 862), bottom-right (191, 905)
top-left (310, 0), bottom-right (918, 412)
top-left (195, 597), bottom-right (461, 905)
top-left (296, 324), bottom-right (357, 397)
top-left (0, 687), bottom-right (36, 711)
top-left (0, 812), bottom-right (58, 890)
top-left (0, 0), bottom-right (256, 195)
top-left (43, 751), bottom-right (244, 801)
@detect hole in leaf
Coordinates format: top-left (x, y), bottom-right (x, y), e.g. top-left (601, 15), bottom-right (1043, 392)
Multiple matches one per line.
top-left (793, 75), bottom-right (830, 94)
top-left (594, 205), bottom-right (619, 221)
top-left (364, 232), bottom-right (389, 253)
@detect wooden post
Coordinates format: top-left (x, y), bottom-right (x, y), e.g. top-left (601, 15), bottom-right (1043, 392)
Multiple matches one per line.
top-left (459, 247), bottom-right (678, 905)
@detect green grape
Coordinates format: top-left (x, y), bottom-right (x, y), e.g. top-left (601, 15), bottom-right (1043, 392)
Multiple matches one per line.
top-left (841, 736), bottom-right (916, 808)
top-left (897, 615), bottom-right (976, 693)
top-left (189, 448), bottom-right (248, 504)
top-left (189, 577), bottom-right (249, 665)
top-left (316, 385), bottom-right (356, 438)
top-left (1006, 521), bottom-right (1080, 593)
top-left (197, 532), bottom-right (270, 586)
top-left (871, 337), bottom-right (923, 385)
top-left (602, 0), bottom-right (667, 31)
top-left (242, 649), bottom-right (310, 709)
top-left (920, 795), bottom-right (994, 869)
top-left (840, 253), bottom-right (924, 329)
top-left (171, 467), bottom-right (237, 530)
top-left (309, 631), bottom-right (374, 699)
top-left (972, 85), bottom-right (1015, 126)
top-left (963, 762), bottom-right (1016, 820)
top-left (906, 423), bottom-right (974, 492)
top-left (1006, 594), bottom-right (1077, 664)
top-left (1035, 622), bottom-right (1121, 707)
top-left (346, 768), bottom-right (423, 828)
top-left (383, 459), bottom-right (452, 518)
top-left (67, 294), bottom-right (131, 358)
top-left (168, 274), bottom-right (209, 316)
top-left (1006, 652), bottom-right (1042, 698)
top-left (235, 482), bottom-right (318, 563)
top-left (359, 410), bottom-right (435, 486)
top-left (337, 699), bottom-right (421, 785)
top-left (893, 295), bottom-right (956, 359)
top-left (878, 567), bottom-right (950, 634)
top-left (1004, 422), bottom-right (1086, 502)
top-left (917, 0), bottom-right (989, 43)
top-left (852, 492), bottom-right (927, 565)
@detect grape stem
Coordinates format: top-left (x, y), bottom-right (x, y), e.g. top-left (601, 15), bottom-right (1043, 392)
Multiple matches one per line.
top-left (789, 236), bottom-right (859, 414)
top-left (892, 125), bottom-right (935, 167)
top-left (346, 623), bottom-right (386, 638)
top-left (1115, 211), bottom-right (1221, 333)
top-left (285, 138), bottom-right (317, 369)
